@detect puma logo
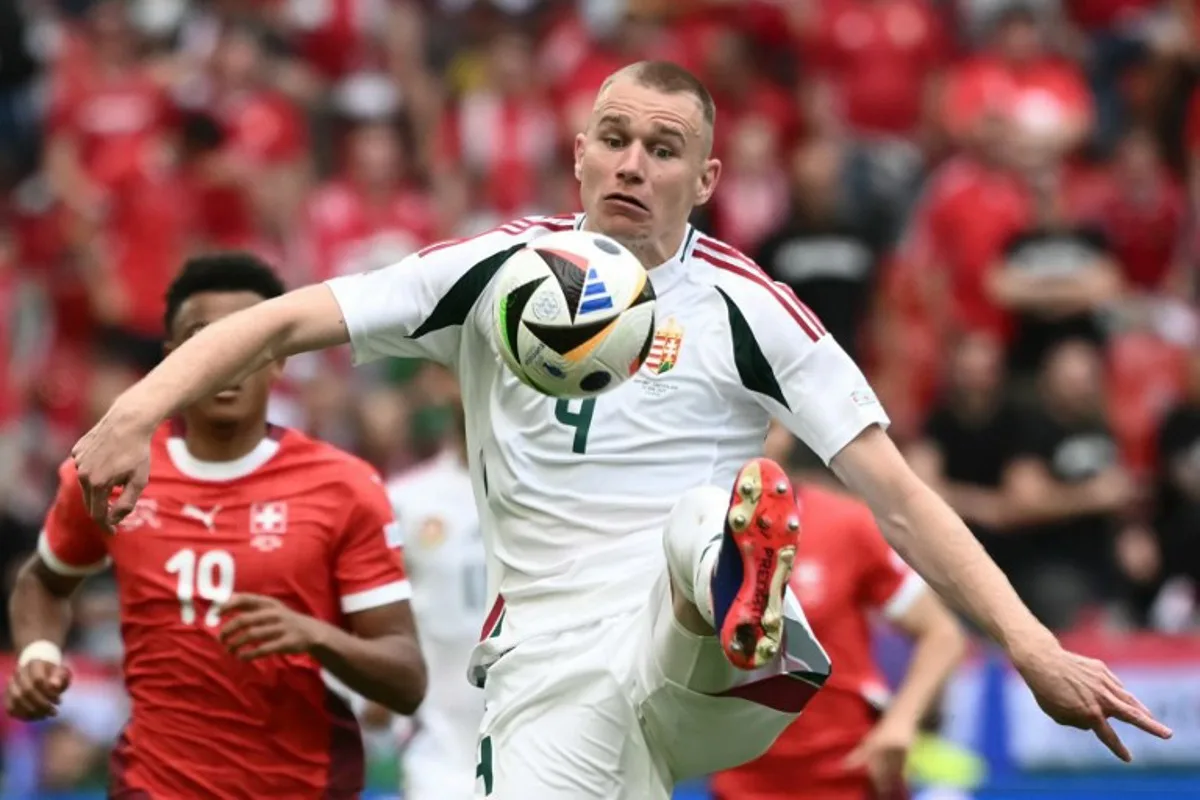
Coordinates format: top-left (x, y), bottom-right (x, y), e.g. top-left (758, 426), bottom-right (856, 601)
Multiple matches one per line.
top-left (181, 504), bottom-right (222, 531)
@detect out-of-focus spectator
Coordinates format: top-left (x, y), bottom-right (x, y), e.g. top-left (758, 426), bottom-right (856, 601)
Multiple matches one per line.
top-left (794, 0), bottom-right (949, 143)
top-left (1150, 346), bottom-right (1200, 624)
top-left (1091, 126), bottom-right (1188, 295)
top-left (302, 117), bottom-right (436, 282)
top-left (44, 0), bottom-right (175, 227)
top-left (986, 138), bottom-right (1123, 381)
top-left (707, 117), bottom-right (789, 254)
top-left (1000, 338), bottom-right (1137, 630)
top-left (756, 137), bottom-right (887, 361)
top-left (908, 332), bottom-right (1020, 570)
top-left (184, 20), bottom-right (311, 255)
top-left (944, 2), bottom-right (1093, 154)
top-left (700, 27), bottom-right (798, 162)
top-left (436, 28), bottom-right (556, 222)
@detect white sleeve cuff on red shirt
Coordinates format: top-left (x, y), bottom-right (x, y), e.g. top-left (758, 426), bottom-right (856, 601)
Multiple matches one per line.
top-left (340, 579), bottom-right (412, 614)
top-left (881, 571), bottom-right (927, 621)
top-left (37, 530), bottom-right (110, 577)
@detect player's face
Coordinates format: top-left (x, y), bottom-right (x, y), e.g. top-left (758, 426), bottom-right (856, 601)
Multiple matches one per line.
top-left (574, 78), bottom-right (720, 265)
top-left (167, 291), bottom-right (283, 426)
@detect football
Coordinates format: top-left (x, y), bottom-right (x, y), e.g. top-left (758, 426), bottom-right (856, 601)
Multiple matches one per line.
top-left (492, 230), bottom-right (656, 398)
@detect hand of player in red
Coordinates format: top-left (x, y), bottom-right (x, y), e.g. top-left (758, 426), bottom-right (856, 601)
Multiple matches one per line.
top-left (1015, 644), bottom-right (1172, 761)
top-left (218, 594), bottom-right (326, 660)
top-left (5, 660), bottom-right (72, 721)
top-left (72, 405), bottom-right (154, 530)
top-left (843, 715), bottom-right (913, 798)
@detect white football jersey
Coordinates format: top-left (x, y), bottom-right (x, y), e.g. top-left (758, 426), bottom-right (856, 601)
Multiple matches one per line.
top-left (326, 213), bottom-right (889, 686)
top-left (386, 449), bottom-right (485, 783)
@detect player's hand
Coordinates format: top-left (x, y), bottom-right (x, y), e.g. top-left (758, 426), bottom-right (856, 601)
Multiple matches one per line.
top-left (72, 403), bottom-right (154, 530)
top-left (219, 594), bottom-right (325, 660)
top-left (844, 715), bottom-right (913, 797)
top-left (5, 660), bottom-right (72, 721)
top-left (1014, 642), bottom-right (1172, 761)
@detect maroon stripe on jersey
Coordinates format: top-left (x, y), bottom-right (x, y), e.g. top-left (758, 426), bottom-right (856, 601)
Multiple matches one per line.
top-left (322, 688), bottom-right (366, 800)
top-left (108, 728), bottom-right (152, 799)
top-left (693, 248), bottom-right (821, 341)
top-left (696, 238), bottom-right (827, 339)
top-left (479, 594), bottom-right (506, 641)
top-left (713, 673), bottom-right (821, 713)
top-left (418, 217), bottom-right (571, 258)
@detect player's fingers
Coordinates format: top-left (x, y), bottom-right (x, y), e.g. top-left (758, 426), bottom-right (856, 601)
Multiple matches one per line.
top-left (1094, 719), bottom-right (1132, 763)
top-left (1105, 693), bottom-right (1173, 740)
top-left (10, 672), bottom-right (58, 719)
top-left (223, 594), bottom-right (273, 613)
top-left (842, 744), bottom-right (868, 769)
top-left (86, 479), bottom-right (115, 527)
top-left (219, 608), bottom-right (278, 638)
top-left (108, 479), bottom-right (145, 529)
top-left (1103, 675), bottom-right (1156, 721)
top-left (219, 615), bottom-right (277, 648)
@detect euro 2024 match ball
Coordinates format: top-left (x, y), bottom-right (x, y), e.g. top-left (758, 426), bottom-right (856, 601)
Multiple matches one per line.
top-left (493, 230), bottom-right (656, 399)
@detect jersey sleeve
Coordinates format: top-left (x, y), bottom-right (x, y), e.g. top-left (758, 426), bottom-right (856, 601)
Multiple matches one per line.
top-left (707, 244), bottom-right (890, 464)
top-left (334, 472), bottom-right (412, 615)
top-left (38, 461), bottom-right (111, 577)
top-left (853, 505), bottom-right (926, 622)
top-left (323, 226), bottom-right (525, 367)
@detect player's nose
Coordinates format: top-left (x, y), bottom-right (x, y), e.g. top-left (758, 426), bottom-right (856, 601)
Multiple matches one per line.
top-left (614, 142), bottom-right (647, 185)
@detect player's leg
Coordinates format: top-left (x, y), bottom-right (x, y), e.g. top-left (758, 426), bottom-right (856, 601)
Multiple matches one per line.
top-left (639, 458), bottom-right (831, 781)
top-left (662, 458), bottom-right (800, 667)
top-left (475, 620), bottom-right (672, 800)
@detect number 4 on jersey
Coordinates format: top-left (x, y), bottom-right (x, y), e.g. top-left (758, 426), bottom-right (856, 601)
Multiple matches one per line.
top-left (554, 398), bottom-right (596, 454)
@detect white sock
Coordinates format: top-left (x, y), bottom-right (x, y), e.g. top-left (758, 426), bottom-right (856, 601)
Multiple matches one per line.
top-left (663, 486), bottom-right (727, 628)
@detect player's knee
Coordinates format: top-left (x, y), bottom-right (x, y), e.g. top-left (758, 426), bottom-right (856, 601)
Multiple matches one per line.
top-left (664, 486), bottom-right (726, 545)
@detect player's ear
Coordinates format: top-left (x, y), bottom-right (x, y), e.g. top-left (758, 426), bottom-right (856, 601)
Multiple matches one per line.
top-left (267, 358), bottom-right (286, 382)
top-left (573, 133), bottom-right (586, 182)
top-left (695, 157), bottom-right (721, 206)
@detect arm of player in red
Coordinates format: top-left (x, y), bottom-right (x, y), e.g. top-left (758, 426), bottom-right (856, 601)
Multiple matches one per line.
top-left (845, 513), bottom-right (966, 797)
top-left (6, 461), bottom-right (111, 720)
top-left (219, 473), bottom-right (426, 714)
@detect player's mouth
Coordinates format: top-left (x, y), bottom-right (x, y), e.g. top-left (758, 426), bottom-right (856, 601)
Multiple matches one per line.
top-left (603, 192), bottom-right (650, 216)
top-left (213, 385), bottom-right (242, 401)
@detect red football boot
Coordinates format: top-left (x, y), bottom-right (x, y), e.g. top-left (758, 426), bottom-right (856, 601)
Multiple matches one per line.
top-left (710, 458), bottom-right (801, 670)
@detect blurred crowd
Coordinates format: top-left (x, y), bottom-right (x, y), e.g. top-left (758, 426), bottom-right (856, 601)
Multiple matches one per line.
top-left (1, 0), bottom-right (1200, 785)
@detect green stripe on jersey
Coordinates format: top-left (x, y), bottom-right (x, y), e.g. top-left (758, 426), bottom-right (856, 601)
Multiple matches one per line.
top-left (716, 287), bottom-right (789, 411)
top-left (411, 243), bottom-right (524, 338)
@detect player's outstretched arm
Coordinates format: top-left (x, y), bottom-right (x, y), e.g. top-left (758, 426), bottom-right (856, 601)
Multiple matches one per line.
top-left (218, 594), bottom-right (426, 714)
top-left (72, 284), bottom-right (349, 528)
top-left (5, 556), bottom-right (83, 721)
top-left (831, 426), bottom-right (1172, 761)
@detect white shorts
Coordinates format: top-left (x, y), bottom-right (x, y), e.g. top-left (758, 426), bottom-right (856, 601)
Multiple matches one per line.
top-left (473, 574), bottom-right (829, 799)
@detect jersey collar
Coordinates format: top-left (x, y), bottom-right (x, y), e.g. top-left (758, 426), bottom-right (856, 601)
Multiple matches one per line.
top-left (574, 213), bottom-right (694, 294)
top-left (166, 435), bottom-right (282, 481)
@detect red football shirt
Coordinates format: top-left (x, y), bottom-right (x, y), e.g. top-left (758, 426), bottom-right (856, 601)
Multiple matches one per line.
top-left (712, 484), bottom-right (925, 800)
top-left (802, 0), bottom-right (948, 136)
top-left (302, 180), bottom-right (437, 282)
top-left (39, 423), bottom-right (410, 799)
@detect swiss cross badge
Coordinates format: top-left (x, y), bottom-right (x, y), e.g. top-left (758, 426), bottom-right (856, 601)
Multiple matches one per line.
top-left (250, 502), bottom-right (288, 552)
top-left (644, 317), bottom-right (684, 375)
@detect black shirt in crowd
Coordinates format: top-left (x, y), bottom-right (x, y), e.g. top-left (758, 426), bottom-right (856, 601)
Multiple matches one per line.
top-left (1010, 408), bottom-right (1122, 573)
top-left (757, 218), bottom-right (885, 362)
top-left (1000, 226), bottom-right (1111, 376)
top-left (923, 399), bottom-right (1022, 563)
top-left (1155, 403), bottom-right (1200, 583)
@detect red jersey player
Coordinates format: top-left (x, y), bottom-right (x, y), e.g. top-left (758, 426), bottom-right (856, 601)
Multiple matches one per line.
top-left (4, 254), bottom-right (427, 798)
top-left (712, 476), bottom-right (965, 800)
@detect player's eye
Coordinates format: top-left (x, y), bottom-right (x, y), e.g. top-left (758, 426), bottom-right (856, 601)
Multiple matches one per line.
top-left (652, 145), bottom-right (676, 159)
top-left (602, 135), bottom-right (624, 149)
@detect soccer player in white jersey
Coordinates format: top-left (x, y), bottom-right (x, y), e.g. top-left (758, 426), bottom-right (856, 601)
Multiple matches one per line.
top-left (72, 61), bottom-right (1169, 798)
top-left (385, 403), bottom-right (486, 800)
